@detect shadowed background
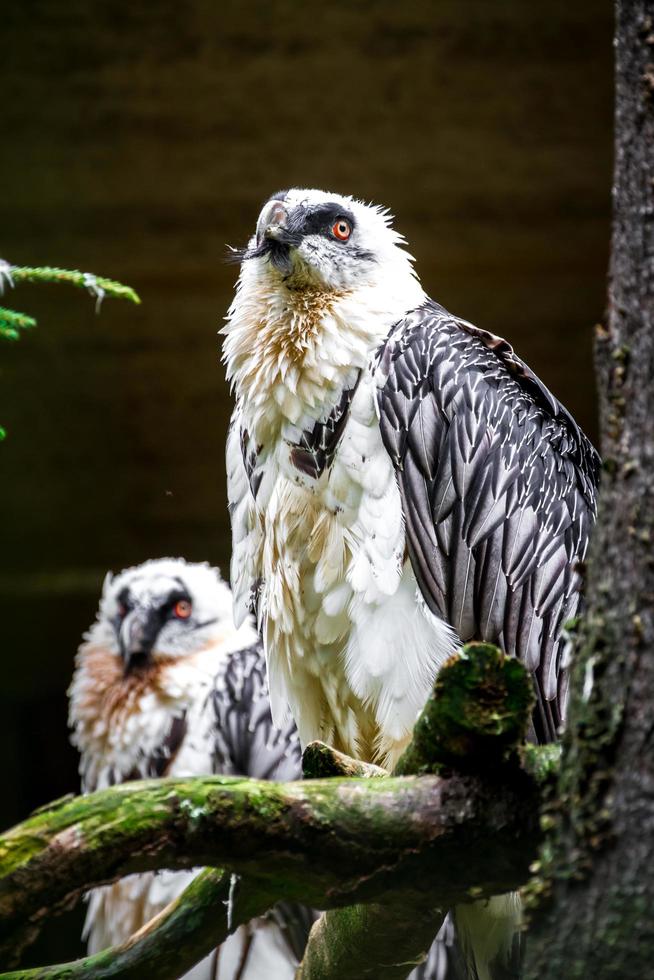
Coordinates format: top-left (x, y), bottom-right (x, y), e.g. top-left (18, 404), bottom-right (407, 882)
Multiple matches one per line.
top-left (1, 0), bottom-right (611, 966)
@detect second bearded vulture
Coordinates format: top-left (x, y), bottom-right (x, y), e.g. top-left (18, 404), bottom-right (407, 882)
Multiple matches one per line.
top-left (69, 558), bottom-right (310, 979)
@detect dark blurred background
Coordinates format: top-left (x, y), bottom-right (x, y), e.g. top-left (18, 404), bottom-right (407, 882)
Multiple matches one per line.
top-left (1, 0), bottom-right (611, 967)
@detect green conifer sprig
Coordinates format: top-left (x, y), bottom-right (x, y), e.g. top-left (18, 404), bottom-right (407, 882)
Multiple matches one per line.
top-left (0, 260), bottom-right (140, 440)
top-left (9, 266), bottom-right (140, 307)
top-left (0, 307), bottom-right (37, 340)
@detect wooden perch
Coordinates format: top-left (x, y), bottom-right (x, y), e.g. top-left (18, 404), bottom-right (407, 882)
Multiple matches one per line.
top-left (302, 742), bottom-right (388, 779)
top-left (0, 769), bottom-right (540, 967)
top-left (0, 644), bottom-right (546, 977)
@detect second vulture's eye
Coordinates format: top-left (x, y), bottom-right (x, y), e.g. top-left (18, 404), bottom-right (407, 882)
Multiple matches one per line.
top-left (173, 599), bottom-right (193, 620)
top-left (331, 219), bottom-right (352, 241)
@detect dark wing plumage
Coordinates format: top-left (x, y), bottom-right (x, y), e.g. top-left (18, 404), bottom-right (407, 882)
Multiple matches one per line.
top-left (210, 642), bottom-right (315, 962)
top-left (210, 642), bottom-right (302, 780)
top-left (376, 301), bottom-right (600, 742)
top-left (287, 374), bottom-right (362, 479)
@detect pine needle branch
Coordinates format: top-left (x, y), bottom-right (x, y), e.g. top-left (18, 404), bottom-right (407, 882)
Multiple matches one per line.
top-left (0, 259), bottom-right (139, 440)
top-left (7, 266), bottom-right (140, 308)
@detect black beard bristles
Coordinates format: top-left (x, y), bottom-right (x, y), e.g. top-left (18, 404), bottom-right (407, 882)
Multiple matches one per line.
top-left (224, 244), bottom-right (254, 265)
top-left (224, 239), bottom-right (295, 274)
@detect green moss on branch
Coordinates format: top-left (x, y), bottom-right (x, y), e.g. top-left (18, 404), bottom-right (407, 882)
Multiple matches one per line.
top-left (1, 868), bottom-right (234, 980)
top-left (297, 903), bottom-right (445, 980)
top-left (0, 768), bottom-right (540, 968)
top-left (395, 642), bottom-right (534, 776)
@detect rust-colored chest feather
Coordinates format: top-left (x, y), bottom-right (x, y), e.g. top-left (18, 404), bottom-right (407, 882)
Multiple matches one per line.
top-left (69, 645), bottom-right (192, 771)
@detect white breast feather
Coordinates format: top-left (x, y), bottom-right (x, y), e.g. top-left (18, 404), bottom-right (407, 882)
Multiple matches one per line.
top-left (227, 419), bottom-right (263, 630)
top-left (231, 363), bottom-right (459, 767)
top-left (222, 247), bottom-right (461, 765)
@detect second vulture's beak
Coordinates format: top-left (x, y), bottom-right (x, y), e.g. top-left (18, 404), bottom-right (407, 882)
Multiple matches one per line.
top-left (118, 607), bottom-right (160, 673)
top-left (256, 200), bottom-right (289, 247)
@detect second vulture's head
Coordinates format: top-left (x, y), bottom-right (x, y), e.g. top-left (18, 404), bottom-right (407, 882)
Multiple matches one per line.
top-left (236, 188), bottom-right (421, 295)
top-left (84, 558), bottom-right (235, 674)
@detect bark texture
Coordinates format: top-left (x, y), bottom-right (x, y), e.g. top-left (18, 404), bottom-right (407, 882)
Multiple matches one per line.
top-left (525, 2), bottom-right (654, 975)
top-left (0, 769), bottom-right (540, 969)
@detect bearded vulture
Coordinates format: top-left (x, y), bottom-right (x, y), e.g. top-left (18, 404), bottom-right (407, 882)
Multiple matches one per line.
top-left (223, 189), bottom-right (600, 979)
top-left (68, 557), bottom-right (312, 980)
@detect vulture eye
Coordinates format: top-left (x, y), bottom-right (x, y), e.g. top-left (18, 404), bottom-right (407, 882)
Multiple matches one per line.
top-left (173, 599), bottom-right (193, 620)
top-left (331, 219), bottom-right (352, 241)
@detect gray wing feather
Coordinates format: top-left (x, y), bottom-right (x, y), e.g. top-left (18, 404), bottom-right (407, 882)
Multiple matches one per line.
top-left (376, 301), bottom-right (600, 743)
top-left (210, 643), bottom-right (316, 962)
top-left (408, 914), bottom-right (460, 980)
top-left (211, 642), bottom-right (302, 781)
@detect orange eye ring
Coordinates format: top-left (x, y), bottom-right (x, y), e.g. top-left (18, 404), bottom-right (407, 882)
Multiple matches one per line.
top-left (174, 599), bottom-right (193, 619)
top-left (331, 219), bottom-right (352, 241)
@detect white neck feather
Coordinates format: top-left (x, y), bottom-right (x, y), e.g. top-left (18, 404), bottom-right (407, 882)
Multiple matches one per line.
top-left (222, 258), bottom-right (424, 443)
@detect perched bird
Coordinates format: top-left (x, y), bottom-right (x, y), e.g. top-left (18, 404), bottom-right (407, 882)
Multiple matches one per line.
top-left (69, 557), bottom-right (311, 980)
top-left (223, 189), bottom-right (601, 978)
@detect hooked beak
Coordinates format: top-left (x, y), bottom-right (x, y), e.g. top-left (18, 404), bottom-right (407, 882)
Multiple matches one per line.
top-left (118, 608), bottom-right (160, 673)
top-left (256, 199), bottom-right (289, 247)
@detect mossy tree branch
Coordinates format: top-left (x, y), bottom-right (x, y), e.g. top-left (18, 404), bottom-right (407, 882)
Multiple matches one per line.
top-left (0, 770), bottom-right (540, 969)
top-left (2, 869), bottom-right (233, 980)
top-left (394, 642), bottom-right (535, 775)
top-left (297, 903), bottom-right (447, 980)
top-left (0, 646), bottom-right (545, 975)
top-left (1, 868), bottom-right (292, 980)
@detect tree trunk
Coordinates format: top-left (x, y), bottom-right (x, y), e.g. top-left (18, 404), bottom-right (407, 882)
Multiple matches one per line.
top-left (525, 1), bottom-right (654, 975)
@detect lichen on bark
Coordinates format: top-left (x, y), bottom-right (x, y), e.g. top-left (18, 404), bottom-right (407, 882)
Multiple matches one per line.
top-left (524, 2), bottom-right (654, 975)
top-left (394, 642), bottom-right (535, 776)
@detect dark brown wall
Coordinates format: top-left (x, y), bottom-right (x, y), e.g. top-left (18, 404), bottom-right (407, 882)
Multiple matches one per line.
top-left (0, 0), bottom-right (611, 965)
